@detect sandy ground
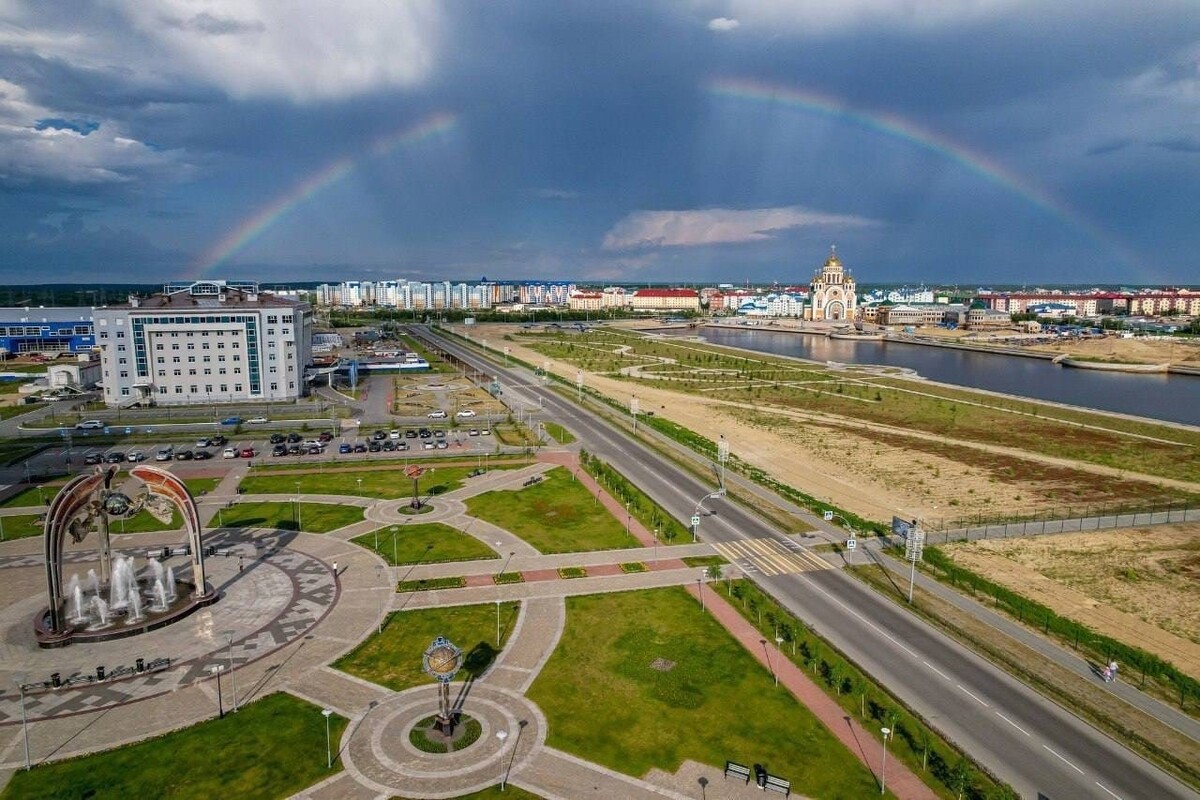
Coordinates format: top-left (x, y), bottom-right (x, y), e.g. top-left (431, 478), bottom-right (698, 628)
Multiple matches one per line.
top-left (943, 525), bottom-right (1200, 679)
top-left (1025, 335), bottom-right (1200, 365)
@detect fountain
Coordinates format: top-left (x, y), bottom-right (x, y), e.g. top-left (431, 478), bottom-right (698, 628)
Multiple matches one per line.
top-left (90, 596), bottom-right (110, 629)
top-left (149, 558), bottom-right (165, 590)
top-left (87, 569), bottom-right (101, 600)
top-left (165, 566), bottom-right (177, 602)
top-left (127, 581), bottom-right (144, 623)
top-left (150, 579), bottom-right (169, 613)
top-left (109, 555), bottom-right (131, 610)
top-left (67, 575), bottom-right (85, 624)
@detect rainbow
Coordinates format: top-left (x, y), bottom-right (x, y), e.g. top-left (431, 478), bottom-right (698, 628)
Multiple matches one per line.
top-left (707, 77), bottom-right (1142, 272)
top-left (192, 111), bottom-right (458, 276)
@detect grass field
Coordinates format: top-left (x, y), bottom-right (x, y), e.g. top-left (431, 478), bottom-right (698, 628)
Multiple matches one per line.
top-left (0, 514), bottom-right (44, 540)
top-left (541, 421), bottom-right (575, 444)
top-left (217, 501), bottom-right (363, 533)
top-left (334, 602), bottom-right (519, 691)
top-left (351, 522), bottom-right (499, 565)
top-left (465, 467), bottom-right (640, 553)
top-left (241, 463), bottom-right (516, 499)
top-left (526, 588), bottom-right (880, 797)
top-left (0, 692), bottom-right (347, 800)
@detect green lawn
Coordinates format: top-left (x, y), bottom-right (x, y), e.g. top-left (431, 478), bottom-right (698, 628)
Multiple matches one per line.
top-left (334, 602), bottom-right (520, 691)
top-left (541, 421), bottom-right (576, 444)
top-left (216, 501), bottom-right (363, 533)
top-left (351, 522), bottom-right (498, 565)
top-left (526, 588), bottom-right (881, 798)
top-left (0, 483), bottom-right (60, 509)
top-left (184, 477), bottom-right (221, 496)
top-left (0, 514), bottom-right (43, 540)
top-left (240, 463), bottom-right (516, 499)
top-left (0, 692), bottom-right (347, 800)
top-left (465, 467), bottom-right (640, 554)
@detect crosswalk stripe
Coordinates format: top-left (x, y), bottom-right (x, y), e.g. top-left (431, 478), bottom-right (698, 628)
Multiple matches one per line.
top-left (711, 538), bottom-right (829, 575)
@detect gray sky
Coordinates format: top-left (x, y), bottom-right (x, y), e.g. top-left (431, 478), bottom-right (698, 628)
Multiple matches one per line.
top-left (1, 1), bottom-right (1198, 285)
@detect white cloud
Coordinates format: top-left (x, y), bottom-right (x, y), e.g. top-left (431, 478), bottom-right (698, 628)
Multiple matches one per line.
top-left (707, 17), bottom-right (740, 32)
top-left (723, 0), bottom-right (1025, 33)
top-left (0, 79), bottom-right (188, 186)
top-left (602, 205), bottom-right (875, 250)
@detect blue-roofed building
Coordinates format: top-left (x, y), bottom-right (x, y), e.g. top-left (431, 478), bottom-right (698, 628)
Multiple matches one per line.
top-left (0, 308), bottom-right (95, 357)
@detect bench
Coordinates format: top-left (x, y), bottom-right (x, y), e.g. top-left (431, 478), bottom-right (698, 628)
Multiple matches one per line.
top-left (764, 775), bottom-right (791, 797)
top-left (522, 475), bottom-right (543, 487)
top-left (723, 761), bottom-right (751, 783)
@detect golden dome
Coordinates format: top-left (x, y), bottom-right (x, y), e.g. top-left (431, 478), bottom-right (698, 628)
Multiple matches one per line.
top-left (823, 244), bottom-right (841, 268)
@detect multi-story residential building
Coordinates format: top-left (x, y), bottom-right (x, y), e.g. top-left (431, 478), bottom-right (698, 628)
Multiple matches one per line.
top-left (980, 290), bottom-right (1200, 318)
top-left (629, 288), bottom-right (701, 312)
top-left (94, 280), bottom-right (312, 408)
top-left (567, 291), bottom-right (604, 311)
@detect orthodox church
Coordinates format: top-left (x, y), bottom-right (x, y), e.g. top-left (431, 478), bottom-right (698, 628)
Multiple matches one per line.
top-left (804, 246), bottom-right (857, 322)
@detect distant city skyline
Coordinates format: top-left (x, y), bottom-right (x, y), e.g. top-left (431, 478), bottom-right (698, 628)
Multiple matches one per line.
top-left (2, 3), bottom-right (1198, 284)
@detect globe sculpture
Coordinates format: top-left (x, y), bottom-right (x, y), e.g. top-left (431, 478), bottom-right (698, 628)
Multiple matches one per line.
top-left (35, 464), bottom-right (215, 647)
top-left (422, 635), bottom-right (463, 734)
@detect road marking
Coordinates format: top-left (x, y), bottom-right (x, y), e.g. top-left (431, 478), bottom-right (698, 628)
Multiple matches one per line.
top-left (1042, 744), bottom-right (1084, 774)
top-left (956, 684), bottom-right (988, 707)
top-left (921, 660), bottom-right (949, 680)
top-left (994, 712), bottom-right (1029, 736)
top-left (1094, 781), bottom-right (1122, 799)
top-left (796, 573), bottom-right (917, 657)
top-left (713, 539), bottom-right (829, 576)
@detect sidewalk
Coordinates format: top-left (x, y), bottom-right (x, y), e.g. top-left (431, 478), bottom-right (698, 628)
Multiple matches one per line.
top-left (688, 581), bottom-right (937, 800)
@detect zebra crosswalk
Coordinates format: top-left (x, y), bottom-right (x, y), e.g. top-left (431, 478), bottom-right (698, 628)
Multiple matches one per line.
top-left (711, 538), bottom-right (830, 576)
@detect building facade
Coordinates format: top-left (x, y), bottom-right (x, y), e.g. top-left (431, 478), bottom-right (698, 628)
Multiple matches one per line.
top-left (95, 281), bottom-right (313, 407)
top-left (0, 308), bottom-right (95, 356)
top-left (629, 289), bottom-right (701, 312)
top-left (805, 247), bottom-right (858, 322)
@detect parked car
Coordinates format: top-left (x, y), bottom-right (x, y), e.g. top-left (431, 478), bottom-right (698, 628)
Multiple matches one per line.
top-left (318, 432), bottom-right (334, 443)
top-left (481, 429), bottom-right (491, 436)
top-left (353, 443), bottom-right (367, 453)
top-left (126, 450), bottom-right (145, 462)
top-left (287, 432), bottom-right (302, 443)
top-left (222, 447), bottom-right (238, 459)
top-left (389, 430), bottom-right (401, 440)
top-left (306, 444), bottom-right (322, 455)
top-left (174, 450), bottom-right (193, 461)
top-left (435, 441), bottom-right (448, 449)
top-left (220, 416), bottom-right (243, 426)
top-left (419, 429), bottom-right (432, 438)
top-left (269, 433), bottom-right (286, 444)
top-left (196, 437), bottom-right (211, 448)
top-left (455, 409), bottom-right (476, 418)
top-left (397, 441), bottom-right (409, 451)
top-left (382, 439), bottom-right (395, 451)
top-left (272, 444), bottom-right (288, 457)
top-left (210, 434), bottom-right (227, 447)
top-left (468, 429), bottom-right (480, 437)
top-left (247, 416), bottom-right (268, 424)
top-left (155, 446), bottom-right (174, 462)
top-left (372, 430), bottom-right (388, 441)
top-left (287, 444), bottom-right (302, 455)
top-left (338, 442), bottom-right (352, 454)
top-left (368, 441), bottom-right (382, 452)
top-left (75, 419), bottom-right (104, 430)
top-left (104, 451), bottom-right (125, 464)
top-left (427, 410), bottom-right (447, 419)
top-left (240, 447), bottom-right (255, 458)
top-left (193, 450), bottom-right (213, 460)
top-left (404, 429), bottom-right (418, 438)
top-left (84, 452), bottom-right (103, 465)
top-left (434, 429), bottom-right (445, 438)
top-left (423, 442), bottom-right (435, 450)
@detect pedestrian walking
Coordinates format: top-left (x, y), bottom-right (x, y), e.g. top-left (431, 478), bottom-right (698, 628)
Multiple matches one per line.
top-left (1108, 661), bottom-right (1119, 683)
top-left (1102, 665), bottom-right (1112, 682)
top-left (332, 560), bottom-right (338, 577)
top-left (238, 556), bottom-right (244, 573)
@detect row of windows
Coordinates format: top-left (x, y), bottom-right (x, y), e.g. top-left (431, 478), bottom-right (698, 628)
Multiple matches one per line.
top-left (0, 325), bottom-right (91, 336)
top-left (155, 341), bottom-right (241, 351)
top-left (157, 367), bottom-right (242, 376)
top-left (115, 381), bottom-right (295, 396)
top-left (155, 355), bottom-right (241, 364)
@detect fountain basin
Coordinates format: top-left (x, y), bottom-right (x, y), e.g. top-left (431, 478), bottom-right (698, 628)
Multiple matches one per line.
top-left (34, 582), bottom-right (217, 649)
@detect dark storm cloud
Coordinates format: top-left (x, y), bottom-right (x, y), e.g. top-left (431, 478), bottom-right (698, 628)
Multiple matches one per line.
top-left (0, 1), bottom-right (1197, 282)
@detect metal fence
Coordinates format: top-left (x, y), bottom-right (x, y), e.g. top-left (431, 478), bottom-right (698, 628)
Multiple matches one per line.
top-left (923, 503), bottom-right (1199, 545)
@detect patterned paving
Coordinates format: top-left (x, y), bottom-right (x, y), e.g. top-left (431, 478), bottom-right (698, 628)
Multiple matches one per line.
top-left (0, 529), bottom-right (335, 724)
top-left (711, 537), bottom-right (830, 576)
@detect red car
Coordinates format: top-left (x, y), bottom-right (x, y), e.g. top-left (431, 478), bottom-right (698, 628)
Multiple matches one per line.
top-left (239, 447), bottom-right (255, 458)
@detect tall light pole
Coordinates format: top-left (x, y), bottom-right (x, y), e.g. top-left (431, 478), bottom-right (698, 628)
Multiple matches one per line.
top-left (760, 639), bottom-right (775, 686)
top-left (717, 436), bottom-right (729, 493)
top-left (322, 708), bottom-right (334, 769)
top-left (496, 728), bottom-right (509, 790)
top-left (375, 565), bottom-right (385, 634)
top-left (391, 525), bottom-right (399, 566)
top-left (209, 664), bottom-right (225, 719)
top-left (625, 502), bottom-right (631, 536)
top-left (356, 477), bottom-right (362, 497)
top-left (294, 481), bottom-right (302, 531)
top-left (224, 631), bottom-right (238, 712)
top-left (697, 575), bottom-right (704, 611)
top-left (13, 674), bottom-right (30, 770)
top-left (825, 512), bottom-right (859, 566)
top-left (879, 726), bottom-right (892, 795)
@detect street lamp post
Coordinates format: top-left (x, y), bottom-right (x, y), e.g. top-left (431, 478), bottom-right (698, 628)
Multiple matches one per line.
top-left (209, 664), bottom-right (225, 719)
top-left (375, 565), bottom-right (385, 634)
top-left (14, 675), bottom-right (30, 770)
top-left (880, 727), bottom-right (892, 795)
top-left (294, 481), bottom-right (302, 531)
top-left (225, 631), bottom-right (239, 712)
top-left (357, 477), bottom-right (362, 497)
top-left (496, 728), bottom-right (509, 790)
top-left (760, 639), bottom-right (776, 686)
top-left (322, 708), bottom-right (334, 769)
top-left (391, 525), bottom-right (399, 566)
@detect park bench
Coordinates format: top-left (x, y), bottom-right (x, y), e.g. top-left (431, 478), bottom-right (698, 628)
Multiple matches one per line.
top-left (522, 475), bottom-right (543, 487)
top-left (724, 761), bottom-right (751, 783)
top-left (764, 774), bottom-right (791, 797)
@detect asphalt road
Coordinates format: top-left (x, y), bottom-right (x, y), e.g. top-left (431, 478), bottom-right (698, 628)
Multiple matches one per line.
top-left (416, 326), bottom-right (1197, 800)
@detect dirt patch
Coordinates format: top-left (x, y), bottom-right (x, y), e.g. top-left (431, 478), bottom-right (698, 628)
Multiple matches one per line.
top-left (1026, 336), bottom-right (1200, 366)
top-left (943, 524), bottom-right (1200, 679)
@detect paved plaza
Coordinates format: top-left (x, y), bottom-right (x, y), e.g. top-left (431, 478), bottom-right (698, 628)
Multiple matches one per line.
top-left (0, 453), bottom-right (933, 800)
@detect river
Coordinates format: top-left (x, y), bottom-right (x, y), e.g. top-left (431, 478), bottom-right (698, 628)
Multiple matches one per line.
top-left (678, 327), bottom-right (1200, 427)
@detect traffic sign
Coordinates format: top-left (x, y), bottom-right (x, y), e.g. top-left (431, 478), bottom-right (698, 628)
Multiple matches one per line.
top-left (823, 510), bottom-right (834, 521)
top-left (691, 515), bottom-right (701, 528)
top-left (846, 538), bottom-right (857, 550)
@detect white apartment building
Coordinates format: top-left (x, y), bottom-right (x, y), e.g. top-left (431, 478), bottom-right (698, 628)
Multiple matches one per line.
top-left (94, 281), bottom-right (313, 407)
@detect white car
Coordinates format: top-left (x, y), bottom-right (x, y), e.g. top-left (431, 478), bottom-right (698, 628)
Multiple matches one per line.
top-left (389, 430), bottom-right (401, 440)
top-left (126, 449), bottom-right (145, 462)
top-left (455, 409), bottom-right (476, 418)
top-left (427, 410), bottom-right (447, 419)
top-left (247, 416), bottom-right (269, 424)
top-left (75, 420), bottom-right (105, 430)
top-left (154, 446), bottom-right (174, 462)
top-left (222, 447), bottom-right (238, 459)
